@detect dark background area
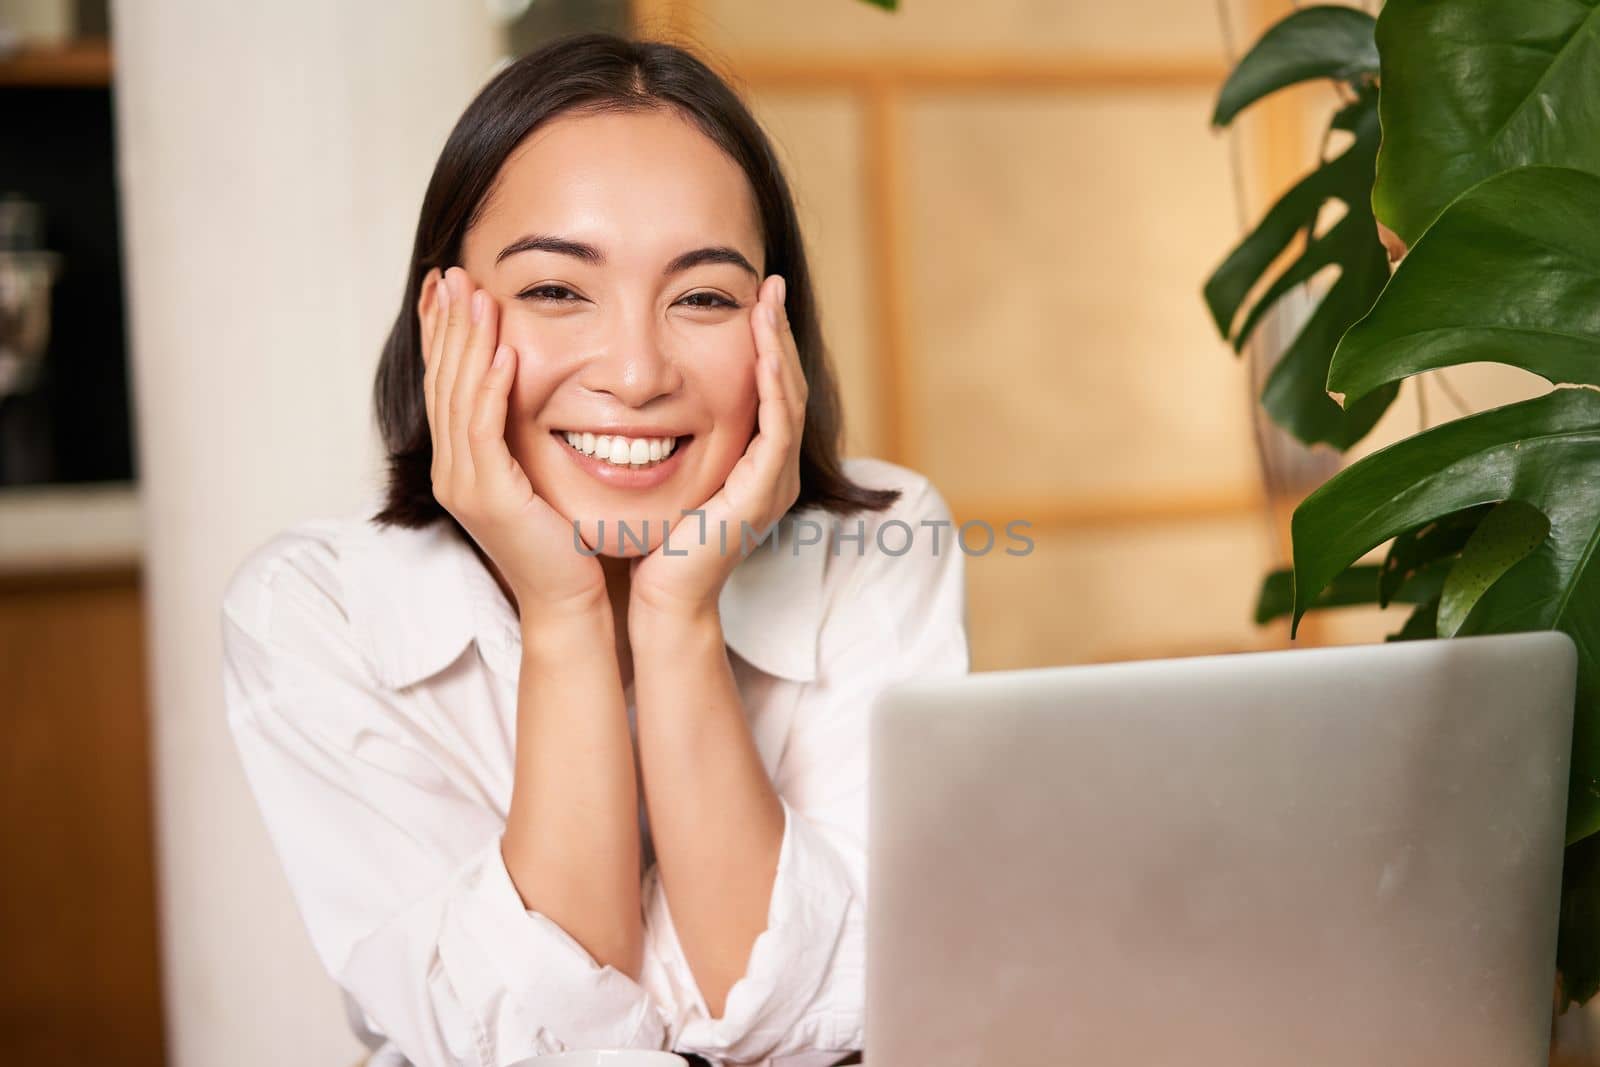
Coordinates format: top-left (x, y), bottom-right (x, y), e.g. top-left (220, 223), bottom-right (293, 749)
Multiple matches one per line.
top-left (0, 81), bottom-right (135, 486)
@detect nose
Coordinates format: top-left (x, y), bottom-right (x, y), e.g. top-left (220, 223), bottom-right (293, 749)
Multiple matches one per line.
top-left (578, 303), bottom-right (684, 409)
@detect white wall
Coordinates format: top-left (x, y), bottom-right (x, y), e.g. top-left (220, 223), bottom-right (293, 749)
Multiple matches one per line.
top-left (110, 4), bottom-right (501, 1062)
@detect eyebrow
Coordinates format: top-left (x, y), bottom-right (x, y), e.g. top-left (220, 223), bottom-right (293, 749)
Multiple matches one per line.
top-left (495, 233), bottom-right (759, 279)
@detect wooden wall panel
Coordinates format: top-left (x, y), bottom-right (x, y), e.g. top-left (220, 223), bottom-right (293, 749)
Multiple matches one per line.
top-left (693, 0), bottom-right (1246, 58)
top-left (899, 91), bottom-right (1261, 506)
top-left (743, 90), bottom-right (883, 458)
top-left (965, 513), bottom-right (1284, 671)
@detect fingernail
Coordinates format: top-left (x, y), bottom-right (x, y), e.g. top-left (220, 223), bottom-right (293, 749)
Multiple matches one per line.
top-left (775, 275), bottom-right (787, 307)
top-left (472, 290), bottom-right (486, 323)
top-left (437, 271), bottom-right (450, 308)
top-left (492, 344), bottom-right (511, 370)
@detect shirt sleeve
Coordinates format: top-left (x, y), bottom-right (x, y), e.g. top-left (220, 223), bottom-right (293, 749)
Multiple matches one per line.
top-left (220, 532), bottom-right (669, 1066)
top-left (636, 473), bottom-right (971, 1065)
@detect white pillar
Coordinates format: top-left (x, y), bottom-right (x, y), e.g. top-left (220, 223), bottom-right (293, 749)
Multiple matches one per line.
top-left (110, 4), bottom-right (502, 1063)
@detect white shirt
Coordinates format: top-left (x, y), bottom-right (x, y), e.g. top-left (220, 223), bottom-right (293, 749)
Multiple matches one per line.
top-left (219, 456), bottom-right (969, 1067)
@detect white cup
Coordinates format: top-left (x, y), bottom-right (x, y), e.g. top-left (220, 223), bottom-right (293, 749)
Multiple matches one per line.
top-left (507, 1052), bottom-right (689, 1066)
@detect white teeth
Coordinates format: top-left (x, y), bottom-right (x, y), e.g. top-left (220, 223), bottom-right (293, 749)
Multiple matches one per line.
top-left (561, 431), bottom-right (680, 467)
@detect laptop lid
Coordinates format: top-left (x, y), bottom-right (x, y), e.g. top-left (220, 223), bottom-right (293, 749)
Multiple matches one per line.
top-left (866, 631), bottom-right (1577, 1066)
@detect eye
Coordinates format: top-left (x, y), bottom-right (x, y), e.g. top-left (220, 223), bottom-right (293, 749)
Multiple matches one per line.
top-left (677, 291), bottom-right (738, 310)
top-left (518, 284), bottom-right (585, 304)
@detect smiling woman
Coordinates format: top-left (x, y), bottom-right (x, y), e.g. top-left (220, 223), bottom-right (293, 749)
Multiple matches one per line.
top-left (434, 104), bottom-right (773, 563)
top-left (371, 36), bottom-right (892, 543)
top-left (220, 29), bottom-right (969, 1067)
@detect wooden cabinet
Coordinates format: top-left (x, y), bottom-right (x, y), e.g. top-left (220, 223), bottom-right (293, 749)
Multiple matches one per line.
top-left (0, 566), bottom-right (166, 1065)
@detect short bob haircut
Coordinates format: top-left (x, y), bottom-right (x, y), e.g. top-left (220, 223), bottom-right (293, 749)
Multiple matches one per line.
top-left (372, 31), bottom-right (900, 538)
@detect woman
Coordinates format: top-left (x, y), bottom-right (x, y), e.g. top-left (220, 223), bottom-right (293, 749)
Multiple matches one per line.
top-left (220, 31), bottom-right (968, 1067)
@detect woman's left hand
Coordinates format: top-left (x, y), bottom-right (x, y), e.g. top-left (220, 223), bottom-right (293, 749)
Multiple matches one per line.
top-left (628, 273), bottom-right (807, 625)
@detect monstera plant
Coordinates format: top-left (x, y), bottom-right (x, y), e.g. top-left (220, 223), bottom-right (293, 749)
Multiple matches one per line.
top-left (1205, 5), bottom-right (1395, 449)
top-left (1214, 0), bottom-right (1600, 1006)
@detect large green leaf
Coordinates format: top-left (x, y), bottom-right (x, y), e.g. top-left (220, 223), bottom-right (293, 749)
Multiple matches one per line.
top-left (1371, 0), bottom-right (1600, 245)
top-left (1255, 558), bottom-right (1446, 625)
top-left (1330, 166), bottom-right (1600, 405)
top-left (1371, 507), bottom-right (1496, 645)
top-left (1437, 500), bottom-right (1550, 638)
top-left (1204, 89), bottom-right (1398, 448)
top-left (1211, 6), bottom-right (1379, 128)
top-left (1288, 387), bottom-right (1600, 842)
top-left (1378, 504), bottom-right (1491, 608)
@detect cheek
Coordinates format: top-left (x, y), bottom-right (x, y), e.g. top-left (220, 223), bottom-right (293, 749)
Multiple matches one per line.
top-left (499, 313), bottom-right (600, 409)
top-left (501, 347), bottom-right (567, 469)
top-left (697, 337), bottom-right (761, 422)
top-left (695, 369), bottom-right (758, 457)
top-left (501, 333), bottom-right (573, 415)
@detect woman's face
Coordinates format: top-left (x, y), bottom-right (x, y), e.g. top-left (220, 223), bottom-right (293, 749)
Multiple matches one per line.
top-left (452, 107), bottom-right (766, 555)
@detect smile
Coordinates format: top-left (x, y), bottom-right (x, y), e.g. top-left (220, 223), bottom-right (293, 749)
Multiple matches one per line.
top-left (552, 429), bottom-right (692, 489)
top-left (558, 430), bottom-right (681, 467)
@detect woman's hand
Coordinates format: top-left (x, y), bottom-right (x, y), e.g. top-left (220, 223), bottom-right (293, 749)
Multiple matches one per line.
top-left (421, 266), bottom-right (607, 620)
top-left (628, 274), bottom-right (808, 624)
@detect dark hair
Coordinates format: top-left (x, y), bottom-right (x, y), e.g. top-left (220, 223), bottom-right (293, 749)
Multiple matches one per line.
top-left (372, 31), bottom-right (899, 535)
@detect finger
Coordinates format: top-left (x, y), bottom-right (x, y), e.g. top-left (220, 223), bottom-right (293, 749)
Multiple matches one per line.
top-left (467, 343), bottom-right (520, 489)
top-left (746, 305), bottom-right (796, 490)
top-left (420, 269), bottom-right (447, 455)
top-left (710, 396), bottom-right (774, 524)
top-left (451, 286), bottom-right (499, 481)
top-left (752, 281), bottom-right (797, 452)
top-left (769, 276), bottom-right (808, 426)
top-left (435, 267), bottom-right (471, 473)
top-left (757, 279), bottom-right (804, 510)
top-left (753, 276), bottom-right (802, 428)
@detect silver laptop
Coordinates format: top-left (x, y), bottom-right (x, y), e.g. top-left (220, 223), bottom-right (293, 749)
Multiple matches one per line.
top-left (866, 631), bottom-right (1578, 1066)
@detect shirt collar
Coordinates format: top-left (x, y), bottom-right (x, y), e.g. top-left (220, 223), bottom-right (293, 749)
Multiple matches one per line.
top-left (342, 504), bottom-right (829, 690)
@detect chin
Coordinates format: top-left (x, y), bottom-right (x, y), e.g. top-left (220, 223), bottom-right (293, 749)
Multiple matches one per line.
top-left (554, 496), bottom-right (689, 558)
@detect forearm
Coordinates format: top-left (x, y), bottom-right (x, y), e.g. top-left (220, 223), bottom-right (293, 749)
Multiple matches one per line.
top-left (632, 607), bottom-right (785, 1018)
top-left (501, 606), bottom-right (645, 979)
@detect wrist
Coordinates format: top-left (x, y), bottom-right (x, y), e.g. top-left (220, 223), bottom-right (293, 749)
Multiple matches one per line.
top-left (628, 601), bottom-right (723, 653)
top-left (520, 596), bottom-right (615, 662)
top-left (512, 580), bottom-right (610, 626)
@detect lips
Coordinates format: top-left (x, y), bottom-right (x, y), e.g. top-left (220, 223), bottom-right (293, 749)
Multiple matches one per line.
top-left (551, 429), bottom-right (692, 488)
top-left (557, 429), bottom-right (682, 468)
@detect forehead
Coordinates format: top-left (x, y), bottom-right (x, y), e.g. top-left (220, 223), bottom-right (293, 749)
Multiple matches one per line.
top-left (467, 107), bottom-right (764, 269)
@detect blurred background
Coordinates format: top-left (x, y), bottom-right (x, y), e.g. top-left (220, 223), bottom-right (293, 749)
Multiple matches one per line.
top-left (0, 0), bottom-right (1561, 1063)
